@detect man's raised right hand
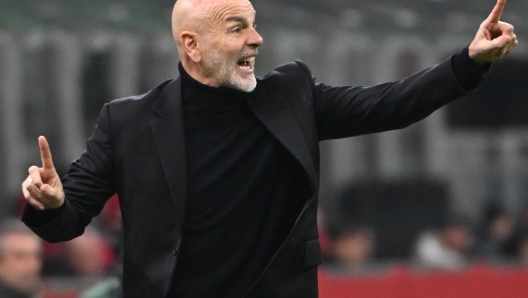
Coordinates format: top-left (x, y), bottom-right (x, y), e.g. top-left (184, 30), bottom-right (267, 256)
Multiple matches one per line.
top-left (21, 136), bottom-right (65, 211)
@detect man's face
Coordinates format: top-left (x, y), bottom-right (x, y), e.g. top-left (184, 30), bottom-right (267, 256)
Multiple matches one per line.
top-left (200, 0), bottom-right (263, 92)
top-left (0, 233), bottom-right (42, 293)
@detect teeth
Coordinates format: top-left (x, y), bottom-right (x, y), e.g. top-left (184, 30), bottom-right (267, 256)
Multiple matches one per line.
top-left (240, 56), bottom-right (255, 63)
top-left (238, 56), bottom-right (255, 68)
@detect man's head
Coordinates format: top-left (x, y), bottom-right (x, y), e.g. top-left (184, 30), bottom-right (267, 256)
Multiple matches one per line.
top-left (0, 219), bottom-right (42, 294)
top-left (439, 216), bottom-right (473, 253)
top-left (65, 227), bottom-right (108, 276)
top-left (172, 0), bottom-right (263, 92)
top-left (330, 226), bottom-right (376, 265)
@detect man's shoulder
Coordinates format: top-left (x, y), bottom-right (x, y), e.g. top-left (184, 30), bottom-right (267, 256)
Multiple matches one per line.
top-left (258, 60), bottom-right (315, 88)
top-left (255, 61), bottom-right (317, 108)
top-left (100, 79), bottom-right (177, 125)
top-left (107, 79), bottom-right (174, 109)
top-left (97, 78), bottom-right (178, 130)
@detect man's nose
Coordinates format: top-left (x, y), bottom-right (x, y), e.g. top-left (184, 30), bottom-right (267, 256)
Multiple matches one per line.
top-left (248, 28), bottom-right (263, 48)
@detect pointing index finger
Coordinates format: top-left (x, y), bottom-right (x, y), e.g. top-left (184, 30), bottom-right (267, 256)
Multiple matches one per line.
top-left (487, 0), bottom-right (506, 23)
top-left (38, 136), bottom-right (55, 170)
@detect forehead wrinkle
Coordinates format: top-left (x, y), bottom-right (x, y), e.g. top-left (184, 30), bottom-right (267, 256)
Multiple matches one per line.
top-left (206, 2), bottom-right (255, 30)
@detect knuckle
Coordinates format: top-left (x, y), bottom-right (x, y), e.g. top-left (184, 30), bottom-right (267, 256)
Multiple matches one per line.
top-left (26, 195), bottom-right (34, 202)
top-left (28, 166), bottom-right (40, 174)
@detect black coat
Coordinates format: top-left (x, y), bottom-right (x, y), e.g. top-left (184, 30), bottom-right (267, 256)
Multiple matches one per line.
top-left (23, 58), bottom-right (468, 297)
top-left (0, 280), bottom-right (33, 298)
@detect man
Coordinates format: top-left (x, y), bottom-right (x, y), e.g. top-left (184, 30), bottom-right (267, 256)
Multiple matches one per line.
top-left (413, 215), bottom-right (473, 270)
top-left (21, 0), bottom-right (517, 297)
top-left (0, 219), bottom-right (42, 298)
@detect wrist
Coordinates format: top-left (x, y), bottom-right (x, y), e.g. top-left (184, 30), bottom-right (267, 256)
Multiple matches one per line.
top-left (468, 43), bottom-right (486, 65)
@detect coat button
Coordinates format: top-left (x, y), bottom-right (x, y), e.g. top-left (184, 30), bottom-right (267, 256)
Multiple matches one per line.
top-left (172, 247), bottom-right (179, 256)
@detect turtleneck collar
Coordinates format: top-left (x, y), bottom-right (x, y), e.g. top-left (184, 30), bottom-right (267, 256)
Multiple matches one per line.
top-left (179, 62), bottom-right (244, 111)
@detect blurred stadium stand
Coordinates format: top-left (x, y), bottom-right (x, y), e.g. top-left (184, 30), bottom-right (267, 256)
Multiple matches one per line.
top-left (2, 0), bottom-right (528, 227)
top-left (337, 177), bottom-right (449, 260)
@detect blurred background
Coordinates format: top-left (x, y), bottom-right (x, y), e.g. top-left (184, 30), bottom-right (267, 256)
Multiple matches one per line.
top-left (1, 0), bottom-right (528, 297)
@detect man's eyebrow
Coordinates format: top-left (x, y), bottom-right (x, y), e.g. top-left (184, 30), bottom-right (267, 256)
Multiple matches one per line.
top-left (225, 16), bottom-right (249, 24)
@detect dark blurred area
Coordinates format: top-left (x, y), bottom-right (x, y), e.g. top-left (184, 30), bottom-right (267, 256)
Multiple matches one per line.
top-left (448, 59), bottom-right (528, 128)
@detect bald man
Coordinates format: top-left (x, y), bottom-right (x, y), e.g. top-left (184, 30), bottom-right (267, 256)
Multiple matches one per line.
top-left (172, 0), bottom-right (263, 92)
top-left (21, 0), bottom-right (517, 297)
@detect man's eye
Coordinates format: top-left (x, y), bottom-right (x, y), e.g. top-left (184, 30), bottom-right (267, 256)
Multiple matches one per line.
top-left (253, 24), bottom-right (257, 29)
top-left (232, 28), bottom-right (242, 33)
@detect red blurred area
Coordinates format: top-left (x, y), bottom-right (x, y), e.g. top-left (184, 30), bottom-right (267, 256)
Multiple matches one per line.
top-left (319, 264), bottom-right (528, 298)
top-left (40, 264), bottom-right (528, 298)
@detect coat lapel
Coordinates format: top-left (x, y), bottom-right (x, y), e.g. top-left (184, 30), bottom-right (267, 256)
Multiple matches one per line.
top-left (150, 78), bottom-right (188, 227)
top-left (149, 77), bottom-right (318, 227)
top-left (246, 83), bottom-right (318, 192)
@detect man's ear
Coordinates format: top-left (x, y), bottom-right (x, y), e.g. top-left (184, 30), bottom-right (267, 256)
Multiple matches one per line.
top-left (181, 31), bottom-right (201, 63)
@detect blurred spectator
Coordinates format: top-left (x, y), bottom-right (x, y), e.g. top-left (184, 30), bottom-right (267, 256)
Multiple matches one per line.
top-left (317, 208), bottom-right (331, 255)
top-left (43, 227), bottom-right (116, 277)
top-left (98, 194), bottom-right (124, 265)
top-left (14, 191), bottom-right (121, 278)
top-left (325, 225), bottom-right (376, 267)
top-left (413, 215), bottom-right (473, 270)
top-left (476, 204), bottom-right (517, 261)
top-left (0, 218), bottom-right (42, 298)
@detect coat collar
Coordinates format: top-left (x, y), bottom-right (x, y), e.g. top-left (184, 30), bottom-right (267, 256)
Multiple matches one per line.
top-left (245, 82), bottom-right (318, 192)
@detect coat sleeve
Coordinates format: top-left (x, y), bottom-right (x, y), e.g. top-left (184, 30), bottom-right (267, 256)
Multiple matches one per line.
top-left (295, 55), bottom-right (471, 141)
top-left (22, 104), bottom-right (116, 242)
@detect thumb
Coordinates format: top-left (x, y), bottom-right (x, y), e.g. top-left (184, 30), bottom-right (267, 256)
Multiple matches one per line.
top-left (40, 184), bottom-right (57, 197)
top-left (40, 184), bottom-right (64, 209)
top-left (489, 35), bottom-right (512, 49)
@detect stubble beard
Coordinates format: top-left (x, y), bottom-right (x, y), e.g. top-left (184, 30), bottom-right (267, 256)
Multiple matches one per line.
top-left (201, 47), bottom-right (257, 93)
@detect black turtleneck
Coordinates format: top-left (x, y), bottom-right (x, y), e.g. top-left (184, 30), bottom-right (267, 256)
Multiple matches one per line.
top-left (169, 64), bottom-right (307, 298)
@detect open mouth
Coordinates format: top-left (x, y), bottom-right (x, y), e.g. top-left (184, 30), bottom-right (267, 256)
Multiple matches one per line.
top-left (237, 56), bottom-right (255, 71)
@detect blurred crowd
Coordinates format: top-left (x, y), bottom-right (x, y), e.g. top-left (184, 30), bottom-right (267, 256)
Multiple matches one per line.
top-left (319, 196), bottom-right (528, 273)
top-left (0, 191), bottom-right (122, 297)
top-left (2, 182), bottom-right (528, 297)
